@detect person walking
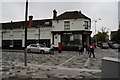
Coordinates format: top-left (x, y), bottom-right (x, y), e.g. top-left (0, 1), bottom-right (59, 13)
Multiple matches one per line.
top-left (78, 44), bottom-right (83, 55)
top-left (87, 44), bottom-right (91, 55)
top-left (83, 43), bottom-right (87, 54)
top-left (43, 43), bottom-right (46, 47)
top-left (89, 44), bottom-right (95, 58)
top-left (50, 43), bottom-right (55, 54)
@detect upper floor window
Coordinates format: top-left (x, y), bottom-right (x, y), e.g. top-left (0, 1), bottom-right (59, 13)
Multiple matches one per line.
top-left (64, 21), bottom-right (70, 30)
top-left (84, 21), bottom-right (89, 29)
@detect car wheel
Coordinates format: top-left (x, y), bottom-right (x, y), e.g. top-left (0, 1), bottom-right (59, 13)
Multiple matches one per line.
top-left (40, 50), bottom-right (44, 54)
top-left (27, 49), bottom-right (31, 53)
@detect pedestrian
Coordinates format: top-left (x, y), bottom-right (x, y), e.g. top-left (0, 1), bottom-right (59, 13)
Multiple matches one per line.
top-left (89, 44), bottom-right (95, 58)
top-left (43, 43), bottom-right (46, 47)
top-left (78, 44), bottom-right (83, 55)
top-left (83, 43), bottom-right (87, 54)
top-left (87, 44), bottom-right (91, 55)
top-left (50, 43), bottom-right (55, 54)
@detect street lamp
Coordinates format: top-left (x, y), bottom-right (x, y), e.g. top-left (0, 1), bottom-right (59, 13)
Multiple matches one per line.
top-left (94, 19), bottom-right (101, 45)
top-left (36, 25), bottom-right (42, 44)
top-left (24, 0), bottom-right (28, 66)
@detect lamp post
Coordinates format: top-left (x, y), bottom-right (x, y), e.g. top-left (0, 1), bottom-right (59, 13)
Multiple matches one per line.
top-left (38, 26), bottom-right (40, 43)
top-left (94, 19), bottom-right (101, 46)
top-left (36, 25), bottom-right (41, 44)
top-left (24, 0), bottom-right (28, 66)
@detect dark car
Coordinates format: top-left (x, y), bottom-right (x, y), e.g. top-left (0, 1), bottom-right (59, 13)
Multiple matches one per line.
top-left (97, 42), bottom-right (102, 47)
top-left (100, 43), bottom-right (109, 49)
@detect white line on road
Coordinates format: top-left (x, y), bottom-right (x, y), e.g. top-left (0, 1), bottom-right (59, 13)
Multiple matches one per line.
top-left (57, 56), bottom-right (75, 67)
top-left (82, 58), bottom-right (90, 68)
top-left (82, 52), bottom-right (97, 69)
top-left (27, 63), bottom-right (101, 72)
top-left (7, 60), bottom-right (101, 73)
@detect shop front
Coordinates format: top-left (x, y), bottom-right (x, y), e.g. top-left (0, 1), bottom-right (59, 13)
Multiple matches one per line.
top-left (52, 30), bottom-right (92, 51)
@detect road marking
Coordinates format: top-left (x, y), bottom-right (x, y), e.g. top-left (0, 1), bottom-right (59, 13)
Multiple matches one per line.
top-left (27, 63), bottom-right (101, 72)
top-left (82, 58), bottom-right (90, 68)
top-left (57, 56), bottom-right (75, 67)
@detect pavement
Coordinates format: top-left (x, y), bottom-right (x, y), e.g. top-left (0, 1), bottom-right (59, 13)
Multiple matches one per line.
top-left (0, 48), bottom-right (119, 80)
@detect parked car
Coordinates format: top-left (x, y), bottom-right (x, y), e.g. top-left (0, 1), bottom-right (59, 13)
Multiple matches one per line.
top-left (108, 41), bottom-right (116, 48)
top-left (111, 43), bottom-right (120, 49)
top-left (97, 42), bottom-right (102, 47)
top-left (100, 43), bottom-right (109, 49)
top-left (27, 44), bottom-right (53, 54)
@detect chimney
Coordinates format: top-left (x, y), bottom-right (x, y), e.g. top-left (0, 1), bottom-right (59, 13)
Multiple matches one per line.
top-left (28, 15), bottom-right (33, 26)
top-left (53, 9), bottom-right (57, 19)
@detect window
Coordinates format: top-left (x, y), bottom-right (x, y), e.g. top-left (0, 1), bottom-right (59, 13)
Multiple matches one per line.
top-left (84, 21), bottom-right (88, 29)
top-left (62, 33), bottom-right (82, 47)
top-left (64, 21), bottom-right (70, 30)
top-left (30, 44), bottom-right (38, 47)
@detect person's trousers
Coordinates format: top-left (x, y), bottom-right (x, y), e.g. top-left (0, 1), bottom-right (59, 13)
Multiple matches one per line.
top-left (89, 51), bottom-right (95, 58)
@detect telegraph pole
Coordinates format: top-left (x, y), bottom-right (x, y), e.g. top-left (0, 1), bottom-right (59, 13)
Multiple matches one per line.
top-left (24, 0), bottom-right (28, 66)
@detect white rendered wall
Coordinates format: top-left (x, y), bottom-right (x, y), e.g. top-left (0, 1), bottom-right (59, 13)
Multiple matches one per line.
top-left (52, 19), bottom-right (91, 31)
top-left (2, 27), bottom-right (52, 47)
top-left (54, 34), bottom-right (61, 47)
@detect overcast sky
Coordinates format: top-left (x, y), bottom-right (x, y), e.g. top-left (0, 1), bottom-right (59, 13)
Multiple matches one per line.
top-left (1, 0), bottom-right (120, 36)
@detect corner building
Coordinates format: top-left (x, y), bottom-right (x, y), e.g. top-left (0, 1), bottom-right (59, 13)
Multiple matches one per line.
top-left (1, 10), bottom-right (92, 51)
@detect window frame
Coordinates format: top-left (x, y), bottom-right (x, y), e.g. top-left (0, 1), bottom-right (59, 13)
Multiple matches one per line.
top-left (83, 21), bottom-right (89, 29)
top-left (64, 21), bottom-right (70, 30)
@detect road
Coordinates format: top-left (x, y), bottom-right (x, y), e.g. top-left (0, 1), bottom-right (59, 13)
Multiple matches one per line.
top-left (0, 48), bottom-right (119, 79)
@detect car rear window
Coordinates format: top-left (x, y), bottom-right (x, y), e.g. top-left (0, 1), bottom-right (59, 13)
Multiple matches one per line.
top-left (102, 43), bottom-right (108, 45)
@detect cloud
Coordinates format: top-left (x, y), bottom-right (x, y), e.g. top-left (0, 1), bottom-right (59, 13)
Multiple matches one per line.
top-left (1, 2), bottom-right (118, 35)
top-left (2, 2), bottom-right (25, 22)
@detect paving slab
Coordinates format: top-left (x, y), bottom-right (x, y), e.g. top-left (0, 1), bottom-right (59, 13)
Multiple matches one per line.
top-left (1, 48), bottom-right (119, 79)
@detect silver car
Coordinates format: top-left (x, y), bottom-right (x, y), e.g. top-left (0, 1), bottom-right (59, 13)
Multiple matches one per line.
top-left (27, 44), bottom-right (53, 54)
top-left (111, 43), bottom-right (120, 49)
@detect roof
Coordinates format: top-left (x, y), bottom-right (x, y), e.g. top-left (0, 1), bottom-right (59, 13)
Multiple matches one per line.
top-left (54, 11), bottom-right (91, 20)
top-left (2, 19), bottom-right (52, 29)
top-left (1, 10), bottom-right (91, 29)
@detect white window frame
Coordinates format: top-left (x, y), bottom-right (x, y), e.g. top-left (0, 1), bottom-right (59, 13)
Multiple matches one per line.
top-left (84, 21), bottom-right (89, 29)
top-left (64, 21), bottom-right (70, 30)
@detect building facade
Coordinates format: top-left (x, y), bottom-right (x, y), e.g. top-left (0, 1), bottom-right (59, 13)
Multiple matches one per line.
top-left (1, 10), bottom-right (92, 50)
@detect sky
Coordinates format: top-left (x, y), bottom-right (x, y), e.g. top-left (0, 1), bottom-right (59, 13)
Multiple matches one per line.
top-left (0, 0), bottom-right (120, 37)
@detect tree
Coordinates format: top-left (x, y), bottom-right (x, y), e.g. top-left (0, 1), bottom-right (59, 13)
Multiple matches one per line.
top-left (111, 32), bottom-right (118, 41)
top-left (92, 27), bottom-right (109, 43)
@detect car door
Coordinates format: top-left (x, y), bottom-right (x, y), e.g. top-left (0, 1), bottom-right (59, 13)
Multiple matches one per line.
top-left (30, 44), bottom-right (38, 52)
top-left (33, 45), bottom-right (40, 52)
